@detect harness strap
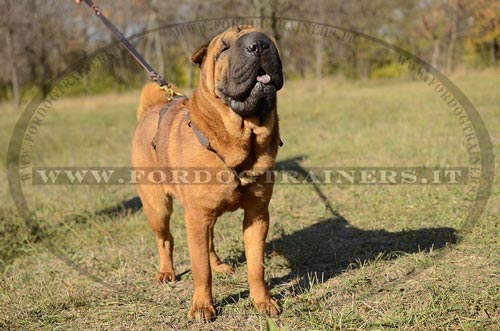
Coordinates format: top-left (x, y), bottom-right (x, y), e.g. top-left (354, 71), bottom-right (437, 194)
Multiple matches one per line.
top-left (151, 96), bottom-right (188, 150)
top-left (186, 113), bottom-right (243, 185)
top-left (150, 99), bottom-right (244, 188)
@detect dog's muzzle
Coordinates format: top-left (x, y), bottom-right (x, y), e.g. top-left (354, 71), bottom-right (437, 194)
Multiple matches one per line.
top-left (218, 32), bottom-right (283, 117)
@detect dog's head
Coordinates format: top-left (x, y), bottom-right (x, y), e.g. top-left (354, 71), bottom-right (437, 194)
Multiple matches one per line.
top-left (192, 26), bottom-right (283, 117)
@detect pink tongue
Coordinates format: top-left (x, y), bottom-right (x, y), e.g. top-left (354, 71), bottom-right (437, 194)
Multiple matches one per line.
top-left (256, 74), bottom-right (271, 84)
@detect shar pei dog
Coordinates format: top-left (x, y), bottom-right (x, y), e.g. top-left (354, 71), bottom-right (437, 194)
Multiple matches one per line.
top-left (131, 25), bottom-right (283, 321)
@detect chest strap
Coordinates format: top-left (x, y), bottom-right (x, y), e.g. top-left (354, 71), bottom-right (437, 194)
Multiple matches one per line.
top-left (150, 100), bottom-right (247, 189)
top-left (185, 112), bottom-right (244, 186)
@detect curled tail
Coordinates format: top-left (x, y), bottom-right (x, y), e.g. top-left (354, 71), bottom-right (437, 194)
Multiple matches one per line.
top-left (136, 83), bottom-right (181, 121)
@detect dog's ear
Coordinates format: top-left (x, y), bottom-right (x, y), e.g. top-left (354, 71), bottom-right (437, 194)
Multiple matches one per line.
top-left (191, 42), bottom-right (209, 66)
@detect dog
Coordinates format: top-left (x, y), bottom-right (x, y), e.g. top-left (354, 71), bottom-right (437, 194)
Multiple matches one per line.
top-left (131, 25), bottom-right (283, 321)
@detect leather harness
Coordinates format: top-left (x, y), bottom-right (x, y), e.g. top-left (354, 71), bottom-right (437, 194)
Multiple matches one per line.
top-left (151, 96), bottom-right (247, 188)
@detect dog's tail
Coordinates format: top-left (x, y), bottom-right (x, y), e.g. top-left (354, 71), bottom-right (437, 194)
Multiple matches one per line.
top-left (137, 83), bottom-right (181, 121)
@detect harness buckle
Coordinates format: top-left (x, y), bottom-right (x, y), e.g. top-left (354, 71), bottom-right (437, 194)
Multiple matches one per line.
top-left (160, 84), bottom-right (185, 101)
top-left (159, 84), bottom-right (175, 101)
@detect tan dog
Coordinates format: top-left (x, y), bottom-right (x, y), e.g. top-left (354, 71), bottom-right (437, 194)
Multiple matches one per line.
top-left (131, 25), bottom-right (283, 321)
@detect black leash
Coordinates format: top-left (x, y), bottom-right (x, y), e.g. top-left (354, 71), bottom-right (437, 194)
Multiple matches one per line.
top-left (75, 0), bottom-right (181, 100)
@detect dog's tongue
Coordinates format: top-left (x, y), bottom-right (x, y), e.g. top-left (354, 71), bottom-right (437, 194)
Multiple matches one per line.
top-left (256, 74), bottom-right (271, 84)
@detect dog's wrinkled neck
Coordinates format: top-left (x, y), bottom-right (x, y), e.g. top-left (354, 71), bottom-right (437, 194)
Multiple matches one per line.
top-left (189, 86), bottom-right (251, 168)
top-left (189, 83), bottom-right (278, 172)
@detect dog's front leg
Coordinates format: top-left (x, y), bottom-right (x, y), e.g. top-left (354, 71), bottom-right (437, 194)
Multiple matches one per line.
top-left (185, 208), bottom-right (216, 322)
top-left (243, 206), bottom-right (280, 316)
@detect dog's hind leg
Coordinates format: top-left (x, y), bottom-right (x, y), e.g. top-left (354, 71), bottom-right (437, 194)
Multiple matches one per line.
top-left (209, 223), bottom-right (235, 274)
top-left (139, 188), bottom-right (175, 283)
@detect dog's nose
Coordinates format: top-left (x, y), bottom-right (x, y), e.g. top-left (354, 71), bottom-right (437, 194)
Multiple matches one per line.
top-left (241, 32), bottom-right (271, 55)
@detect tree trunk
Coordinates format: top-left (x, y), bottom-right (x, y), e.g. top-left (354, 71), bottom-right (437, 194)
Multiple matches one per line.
top-left (315, 1), bottom-right (324, 94)
top-left (5, 25), bottom-right (20, 107)
top-left (446, 2), bottom-right (458, 73)
top-left (145, 0), bottom-right (164, 81)
top-left (350, 47), bottom-right (358, 80)
top-left (252, 0), bottom-right (265, 17)
top-left (83, 74), bottom-right (90, 95)
top-left (270, 0), bottom-right (280, 43)
top-left (143, 12), bottom-right (154, 82)
top-left (152, 12), bottom-right (164, 76)
top-left (315, 37), bottom-right (323, 93)
top-left (431, 39), bottom-right (440, 69)
top-left (39, 50), bottom-right (52, 99)
top-left (11, 61), bottom-right (20, 107)
top-left (490, 39), bottom-right (498, 66)
top-left (357, 58), bottom-right (371, 80)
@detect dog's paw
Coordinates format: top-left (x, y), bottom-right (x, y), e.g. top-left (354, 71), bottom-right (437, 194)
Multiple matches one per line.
top-left (188, 304), bottom-right (216, 322)
top-left (254, 298), bottom-right (281, 317)
top-left (155, 271), bottom-right (175, 283)
top-left (211, 262), bottom-right (235, 274)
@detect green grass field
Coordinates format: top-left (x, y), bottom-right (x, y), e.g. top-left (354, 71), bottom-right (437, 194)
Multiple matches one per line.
top-left (1, 70), bottom-right (499, 330)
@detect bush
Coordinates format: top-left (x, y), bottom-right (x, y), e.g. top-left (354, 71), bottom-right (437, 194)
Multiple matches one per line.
top-left (371, 61), bottom-right (408, 79)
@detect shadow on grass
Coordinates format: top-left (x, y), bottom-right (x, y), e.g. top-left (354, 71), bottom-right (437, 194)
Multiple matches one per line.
top-left (66, 196), bottom-right (143, 224)
top-left (1, 194), bottom-right (142, 270)
top-left (266, 216), bottom-right (457, 286)
top-left (94, 196), bottom-right (143, 218)
top-left (219, 155), bottom-right (458, 308)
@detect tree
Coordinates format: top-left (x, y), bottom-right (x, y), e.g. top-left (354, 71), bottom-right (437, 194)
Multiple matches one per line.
top-left (464, 0), bottom-right (500, 66)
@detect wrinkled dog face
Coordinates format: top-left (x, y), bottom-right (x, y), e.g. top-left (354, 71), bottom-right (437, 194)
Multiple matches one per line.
top-left (192, 26), bottom-right (283, 117)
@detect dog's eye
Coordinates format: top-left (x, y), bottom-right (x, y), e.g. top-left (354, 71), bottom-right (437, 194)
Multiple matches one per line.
top-left (216, 43), bottom-right (230, 60)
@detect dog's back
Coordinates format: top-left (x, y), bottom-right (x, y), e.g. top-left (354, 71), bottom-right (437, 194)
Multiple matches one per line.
top-left (131, 84), bottom-right (167, 169)
top-left (136, 83), bottom-right (182, 121)
top-left (132, 83), bottom-right (188, 168)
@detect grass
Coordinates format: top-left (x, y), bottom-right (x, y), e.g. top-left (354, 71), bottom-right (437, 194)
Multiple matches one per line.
top-left (0, 69), bottom-right (499, 330)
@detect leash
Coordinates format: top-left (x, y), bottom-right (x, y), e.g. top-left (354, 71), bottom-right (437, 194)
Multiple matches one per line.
top-left (76, 0), bottom-right (254, 189)
top-left (75, 0), bottom-right (182, 100)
